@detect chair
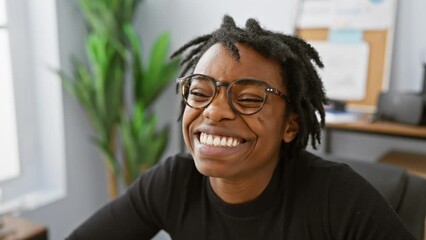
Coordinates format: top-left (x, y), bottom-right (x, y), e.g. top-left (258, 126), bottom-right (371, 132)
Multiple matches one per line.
top-left (329, 156), bottom-right (426, 240)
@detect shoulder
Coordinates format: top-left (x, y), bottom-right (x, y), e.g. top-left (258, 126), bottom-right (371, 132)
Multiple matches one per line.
top-left (136, 153), bottom-right (199, 191)
top-left (290, 150), bottom-right (350, 180)
top-left (294, 152), bottom-right (414, 239)
top-left (127, 153), bottom-right (198, 203)
top-left (291, 151), bottom-right (371, 193)
top-left (286, 152), bottom-right (414, 239)
top-left (150, 153), bottom-right (195, 176)
top-left (296, 151), bottom-right (377, 192)
top-left (295, 150), bottom-right (344, 169)
top-left (285, 150), bottom-right (371, 209)
top-left (126, 153), bottom-right (202, 226)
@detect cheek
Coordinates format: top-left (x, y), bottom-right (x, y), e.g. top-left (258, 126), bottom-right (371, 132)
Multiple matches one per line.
top-left (256, 115), bottom-right (265, 125)
top-left (182, 108), bottom-right (201, 146)
top-left (251, 109), bottom-right (286, 140)
top-left (182, 109), bottom-right (192, 138)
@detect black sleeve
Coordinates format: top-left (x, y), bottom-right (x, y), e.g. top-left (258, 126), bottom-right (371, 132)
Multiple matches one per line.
top-left (66, 158), bottom-right (175, 240)
top-left (328, 165), bottom-right (416, 240)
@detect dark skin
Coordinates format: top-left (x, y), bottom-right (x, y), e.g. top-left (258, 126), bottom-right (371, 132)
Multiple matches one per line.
top-left (182, 42), bottom-right (299, 204)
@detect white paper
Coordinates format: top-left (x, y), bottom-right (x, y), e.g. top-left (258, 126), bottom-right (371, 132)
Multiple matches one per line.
top-left (297, 0), bottom-right (333, 28)
top-left (297, 0), bottom-right (397, 30)
top-left (311, 41), bottom-right (370, 101)
top-left (325, 111), bottom-right (361, 123)
top-left (332, 0), bottom-right (397, 30)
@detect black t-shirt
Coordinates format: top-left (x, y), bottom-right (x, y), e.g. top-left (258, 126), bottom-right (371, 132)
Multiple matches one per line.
top-left (67, 151), bottom-right (415, 240)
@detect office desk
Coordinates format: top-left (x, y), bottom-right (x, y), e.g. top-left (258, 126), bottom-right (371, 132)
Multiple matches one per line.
top-left (324, 120), bottom-right (426, 153)
top-left (0, 216), bottom-right (47, 240)
top-left (326, 120), bottom-right (426, 138)
top-left (323, 119), bottom-right (426, 179)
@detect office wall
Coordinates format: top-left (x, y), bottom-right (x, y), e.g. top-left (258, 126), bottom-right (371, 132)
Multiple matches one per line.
top-left (310, 0), bottom-right (426, 161)
top-left (390, 0), bottom-right (426, 93)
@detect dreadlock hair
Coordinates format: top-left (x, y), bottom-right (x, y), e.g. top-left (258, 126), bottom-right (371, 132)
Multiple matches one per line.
top-left (171, 15), bottom-right (327, 157)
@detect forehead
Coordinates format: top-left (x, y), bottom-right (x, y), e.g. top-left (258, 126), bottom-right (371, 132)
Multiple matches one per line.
top-left (193, 43), bottom-right (285, 90)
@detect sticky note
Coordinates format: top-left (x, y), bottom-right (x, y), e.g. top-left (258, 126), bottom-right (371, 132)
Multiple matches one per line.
top-left (329, 29), bottom-right (363, 44)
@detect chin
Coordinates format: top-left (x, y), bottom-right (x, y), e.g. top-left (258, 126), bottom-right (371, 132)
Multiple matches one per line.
top-left (193, 158), bottom-right (232, 178)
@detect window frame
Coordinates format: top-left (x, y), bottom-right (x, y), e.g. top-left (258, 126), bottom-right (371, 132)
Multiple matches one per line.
top-left (0, 2), bottom-right (20, 183)
top-left (0, 0), bottom-right (66, 214)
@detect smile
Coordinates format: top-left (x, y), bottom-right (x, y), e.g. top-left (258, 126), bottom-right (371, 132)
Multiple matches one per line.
top-left (199, 132), bottom-right (242, 147)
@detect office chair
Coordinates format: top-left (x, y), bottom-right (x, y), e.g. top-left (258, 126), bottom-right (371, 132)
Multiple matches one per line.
top-left (329, 157), bottom-right (426, 240)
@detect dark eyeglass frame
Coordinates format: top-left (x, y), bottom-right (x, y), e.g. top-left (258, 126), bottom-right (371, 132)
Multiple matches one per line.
top-left (176, 74), bottom-right (290, 115)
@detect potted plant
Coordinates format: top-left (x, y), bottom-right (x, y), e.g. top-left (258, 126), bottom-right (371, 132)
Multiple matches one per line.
top-left (59, 0), bottom-right (180, 198)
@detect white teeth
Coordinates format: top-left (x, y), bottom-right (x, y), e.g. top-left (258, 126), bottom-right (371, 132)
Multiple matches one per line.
top-left (220, 138), bottom-right (227, 146)
top-left (226, 138), bottom-right (233, 147)
top-left (207, 135), bottom-right (213, 145)
top-left (199, 133), bottom-right (241, 147)
top-left (213, 137), bottom-right (220, 146)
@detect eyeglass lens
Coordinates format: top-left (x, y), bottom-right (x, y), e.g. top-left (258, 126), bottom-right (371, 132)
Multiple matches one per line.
top-left (181, 75), bottom-right (267, 115)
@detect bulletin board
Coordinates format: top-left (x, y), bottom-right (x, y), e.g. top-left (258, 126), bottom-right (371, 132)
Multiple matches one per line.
top-left (295, 0), bottom-right (398, 112)
top-left (296, 28), bottom-right (389, 110)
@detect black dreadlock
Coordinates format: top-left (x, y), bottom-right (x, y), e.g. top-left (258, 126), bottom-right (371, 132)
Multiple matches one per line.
top-left (171, 15), bottom-right (327, 156)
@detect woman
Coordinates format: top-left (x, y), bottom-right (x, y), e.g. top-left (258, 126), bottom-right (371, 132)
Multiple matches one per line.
top-left (67, 16), bottom-right (415, 240)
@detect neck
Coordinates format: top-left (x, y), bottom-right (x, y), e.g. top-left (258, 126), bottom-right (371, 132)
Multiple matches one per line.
top-left (209, 160), bottom-right (278, 204)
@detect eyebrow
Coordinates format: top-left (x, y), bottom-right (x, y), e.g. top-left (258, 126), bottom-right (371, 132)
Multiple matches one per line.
top-left (193, 73), bottom-right (271, 85)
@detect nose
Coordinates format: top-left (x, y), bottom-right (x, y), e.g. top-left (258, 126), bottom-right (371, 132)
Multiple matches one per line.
top-left (202, 87), bottom-right (236, 122)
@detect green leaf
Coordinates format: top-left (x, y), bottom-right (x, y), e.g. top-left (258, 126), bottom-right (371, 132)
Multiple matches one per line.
top-left (104, 64), bottom-right (124, 125)
top-left (145, 57), bottom-right (180, 107)
top-left (135, 113), bottom-right (169, 167)
top-left (119, 119), bottom-right (138, 180)
top-left (141, 32), bottom-right (172, 105)
top-left (133, 102), bottom-right (144, 133)
top-left (124, 24), bottom-right (144, 102)
top-left (150, 125), bottom-right (170, 166)
top-left (92, 137), bottom-right (120, 176)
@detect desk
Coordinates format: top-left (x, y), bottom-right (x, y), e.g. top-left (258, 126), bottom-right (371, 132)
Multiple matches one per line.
top-left (326, 120), bottom-right (426, 138)
top-left (323, 119), bottom-right (426, 179)
top-left (324, 120), bottom-right (426, 153)
top-left (0, 216), bottom-right (47, 240)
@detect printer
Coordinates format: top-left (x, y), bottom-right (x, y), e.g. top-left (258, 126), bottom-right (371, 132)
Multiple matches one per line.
top-left (375, 63), bottom-right (426, 126)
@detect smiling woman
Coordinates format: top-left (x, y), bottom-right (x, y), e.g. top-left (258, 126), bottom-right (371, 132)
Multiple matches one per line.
top-left (67, 16), bottom-right (416, 240)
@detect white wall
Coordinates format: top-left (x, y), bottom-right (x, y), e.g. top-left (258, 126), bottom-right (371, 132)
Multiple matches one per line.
top-left (390, 0), bottom-right (426, 92)
top-left (136, 0), bottom-right (299, 48)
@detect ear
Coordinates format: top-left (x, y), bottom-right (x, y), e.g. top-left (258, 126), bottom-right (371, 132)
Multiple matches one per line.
top-left (283, 113), bottom-right (299, 143)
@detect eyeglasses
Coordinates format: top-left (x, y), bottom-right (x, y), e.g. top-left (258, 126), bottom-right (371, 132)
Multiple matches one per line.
top-left (176, 74), bottom-right (289, 115)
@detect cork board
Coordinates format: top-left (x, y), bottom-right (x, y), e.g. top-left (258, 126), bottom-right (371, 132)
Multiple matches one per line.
top-left (297, 28), bottom-right (389, 110)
